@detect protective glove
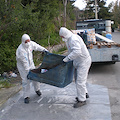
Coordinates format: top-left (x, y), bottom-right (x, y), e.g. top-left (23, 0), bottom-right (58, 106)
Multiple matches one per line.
top-left (43, 49), bottom-right (48, 53)
top-left (63, 57), bottom-right (69, 62)
top-left (42, 49), bottom-right (49, 56)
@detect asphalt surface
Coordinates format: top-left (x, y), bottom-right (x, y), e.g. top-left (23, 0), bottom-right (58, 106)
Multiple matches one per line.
top-left (89, 30), bottom-right (120, 120)
top-left (0, 82), bottom-right (111, 120)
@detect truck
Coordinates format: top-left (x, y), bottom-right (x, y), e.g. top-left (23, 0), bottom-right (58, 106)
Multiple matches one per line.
top-left (73, 19), bottom-right (120, 64)
top-left (76, 19), bottom-right (114, 34)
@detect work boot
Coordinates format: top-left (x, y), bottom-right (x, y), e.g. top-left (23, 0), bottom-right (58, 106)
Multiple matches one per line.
top-left (73, 101), bottom-right (86, 108)
top-left (24, 97), bottom-right (30, 104)
top-left (86, 93), bottom-right (89, 98)
top-left (36, 90), bottom-right (41, 96)
top-left (75, 93), bottom-right (89, 102)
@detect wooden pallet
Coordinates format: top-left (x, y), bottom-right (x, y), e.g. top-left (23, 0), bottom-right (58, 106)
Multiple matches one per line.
top-left (95, 42), bottom-right (120, 48)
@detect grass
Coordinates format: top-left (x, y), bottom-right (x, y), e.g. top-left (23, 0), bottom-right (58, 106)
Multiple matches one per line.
top-left (0, 78), bottom-right (13, 89)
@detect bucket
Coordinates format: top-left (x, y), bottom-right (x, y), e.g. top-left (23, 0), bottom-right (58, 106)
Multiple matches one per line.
top-left (106, 33), bottom-right (112, 40)
top-left (105, 20), bottom-right (111, 34)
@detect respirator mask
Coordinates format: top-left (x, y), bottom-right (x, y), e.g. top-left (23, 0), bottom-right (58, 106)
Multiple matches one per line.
top-left (25, 42), bottom-right (30, 48)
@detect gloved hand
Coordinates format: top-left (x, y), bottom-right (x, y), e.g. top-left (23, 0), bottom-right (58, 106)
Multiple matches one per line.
top-left (43, 49), bottom-right (48, 53)
top-left (42, 49), bottom-right (49, 56)
top-left (63, 57), bottom-right (69, 62)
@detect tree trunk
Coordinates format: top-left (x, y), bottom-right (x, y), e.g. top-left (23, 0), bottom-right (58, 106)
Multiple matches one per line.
top-left (95, 0), bottom-right (98, 19)
top-left (63, 0), bottom-right (67, 27)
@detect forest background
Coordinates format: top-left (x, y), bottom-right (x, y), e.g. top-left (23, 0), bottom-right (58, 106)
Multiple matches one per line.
top-left (0, 0), bottom-right (120, 74)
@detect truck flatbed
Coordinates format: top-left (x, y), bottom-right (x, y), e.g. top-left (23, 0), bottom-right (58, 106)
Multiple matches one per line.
top-left (87, 41), bottom-right (120, 63)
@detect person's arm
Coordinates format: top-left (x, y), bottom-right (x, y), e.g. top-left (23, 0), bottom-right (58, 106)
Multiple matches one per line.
top-left (63, 39), bottom-right (81, 62)
top-left (31, 41), bottom-right (48, 52)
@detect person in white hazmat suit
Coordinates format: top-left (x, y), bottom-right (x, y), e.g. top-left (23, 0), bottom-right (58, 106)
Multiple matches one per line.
top-left (16, 34), bottom-right (48, 104)
top-left (59, 27), bottom-right (91, 108)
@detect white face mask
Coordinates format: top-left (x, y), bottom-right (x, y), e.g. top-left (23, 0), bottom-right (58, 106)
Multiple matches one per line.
top-left (25, 42), bottom-right (30, 48)
top-left (62, 38), bottom-right (67, 42)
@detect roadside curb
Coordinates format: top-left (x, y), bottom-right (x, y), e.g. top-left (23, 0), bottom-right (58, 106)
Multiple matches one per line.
top-left (0, 83), bottom-right (22, 107)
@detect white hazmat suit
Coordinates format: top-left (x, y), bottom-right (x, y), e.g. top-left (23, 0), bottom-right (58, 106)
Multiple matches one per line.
top-left (59, 27), bottom-right (91, 102)
top-left (16, 34), bottom-right (48, 98)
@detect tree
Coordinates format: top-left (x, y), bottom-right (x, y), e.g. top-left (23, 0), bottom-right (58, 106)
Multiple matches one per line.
top-left (112, 0), bottom-right (120, 28)
top-left (62, 0), bottom-right (67, 27)
top-left (0, 0), bottom-right (76, 73)
top-left (98, 0), bottom-right (111, 19)
top-left (84, 0), bottom-right (112, 19)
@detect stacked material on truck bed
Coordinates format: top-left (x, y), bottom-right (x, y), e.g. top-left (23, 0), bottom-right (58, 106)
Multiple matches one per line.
top-left (72, 29), bottom-right (96, 45)
top-left (27, 52), bottom-right (74, 88)
top-left (95, 33), bottom-right (114, 43)
top-left (72, 29), bottom-right (120, 49)
top-left (96, 41), bottom-right (120, 48)
top-left (87, 41), bottom-right (120, 49)
top-left (85, 28), bottom-right (96, 44)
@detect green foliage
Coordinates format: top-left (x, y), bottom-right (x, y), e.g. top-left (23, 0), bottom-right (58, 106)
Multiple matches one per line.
top-left (67, 1), bottom-right (75, 21)
top-left (112, 0), bottom-right (120, 28)
top-left (33, 51), bottom-right (43, 67)
top-left (0, 80), bottom-right (12, 89)
top-left (84, 0), bottom-right (95, 19)
top-left (0, 0), bottom-right (76, 73)
top-left (98, 0), bottom-right (112, 19)
top-left (21, 0), bottom-right (32, 6)
top-left (0, 41), bottom-right (17, 73)
top-left (52, 46), bottom-right (67, 55)
top-left (84, 0), bottom-right (112, 19)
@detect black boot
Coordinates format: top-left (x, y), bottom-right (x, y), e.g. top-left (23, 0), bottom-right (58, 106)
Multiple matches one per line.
top-left (86, 93), bottom-right (89, 98)
top-left (76, 93), bottom-right (89, 102)
top-left (36, 90), bottom-right (41, 96)
top-left (24, 97), bottom-right (30, 104)
top-left (73, 101), bottom-right (86, 108)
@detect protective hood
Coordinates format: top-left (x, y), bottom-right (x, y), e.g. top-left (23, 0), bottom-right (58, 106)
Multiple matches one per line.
top-left (21, 34), bottom-right (31, 48)
top-left (59, 27), bottom-right (73, 40)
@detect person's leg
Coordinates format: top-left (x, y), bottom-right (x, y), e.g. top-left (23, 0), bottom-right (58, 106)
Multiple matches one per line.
top-left (22, 78), bottom-right (30, 99)
top-left (18, 69), bottom-right (30, 103)
top-left (32, 81), bottom-right (41, 96)
top-left (74, 60), bottom-right (91, 108)
top-left (76, 65), bottom-right (87, 102)
top-left (22, 79), bottom-right (30, 104)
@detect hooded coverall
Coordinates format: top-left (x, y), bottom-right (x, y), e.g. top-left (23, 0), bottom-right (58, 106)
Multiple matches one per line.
top-left (16, 34), bottom-right (47, 98)
top-left (59, 27), bottom-right (91, 101)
